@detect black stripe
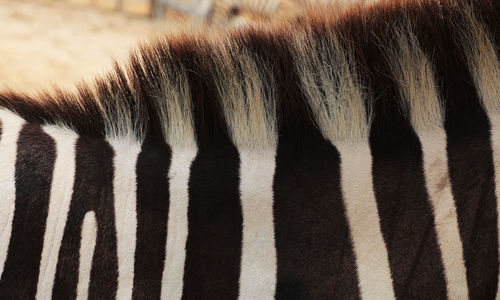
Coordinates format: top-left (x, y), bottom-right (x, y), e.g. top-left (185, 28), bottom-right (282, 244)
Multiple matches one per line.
top-left (446, 101), bottom-right (498, 300)
top-left (182, 142), bottom-right (242, 299)
top-left (442, 39), bottom-right (499, 300)
top-left (364, 36), bottom-right (448, 300)
top-left (132, 133), bottom-right (171, 300)
top-left (413, 6), bottom-right (499, 298)
top-left (0, 124), bottom-right (56, 299)
top-left (240, 30), bottom-right (359, 299)
top-left (339, 8), bottom-right (449, 298)
top-left (442, 45), bottom-right (499, 300)
top-left (173, 38), bottom-right (243, 299)
top-left (52, 137), bottom-right (118, 300)
top-left (370, 125), bottom-right (448, 299)
top-left (274, 137), bottom-right (360, 300)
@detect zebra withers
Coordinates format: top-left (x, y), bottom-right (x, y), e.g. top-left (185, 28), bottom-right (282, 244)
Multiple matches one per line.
top-left (0, 0), bottom-right (500, 298)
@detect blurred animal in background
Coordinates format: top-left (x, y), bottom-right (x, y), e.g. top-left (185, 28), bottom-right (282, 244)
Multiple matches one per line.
top-left (207, 0), bottom-right (300, 27)
top-left (164, 0), bottom-right (368, 28)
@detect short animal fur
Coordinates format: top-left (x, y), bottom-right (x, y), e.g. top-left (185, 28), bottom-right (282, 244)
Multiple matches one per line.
top-left (0, 0), bottom-right (499, 299)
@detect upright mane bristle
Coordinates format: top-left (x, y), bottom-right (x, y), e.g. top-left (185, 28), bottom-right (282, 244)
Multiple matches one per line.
top-left (0, 0), bottom-right (498, 147)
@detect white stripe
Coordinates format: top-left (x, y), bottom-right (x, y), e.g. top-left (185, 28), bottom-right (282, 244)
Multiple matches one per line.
top-left (109, 138), bottom-right (141, 300)
top-left (416, 129), bottom-right (469, 299)
top-left (336, 141), bottom-right (395, 300)
top-left (0, 110), bottom-right (24, 278)
top-left (161, 146), bottom-right (197, 300)
top-left (76, 211), bottom-right (97, 300)
top-left (36, 126), bottom-right (78, 300)
top-left (238, 148), bottom-right (277, 300)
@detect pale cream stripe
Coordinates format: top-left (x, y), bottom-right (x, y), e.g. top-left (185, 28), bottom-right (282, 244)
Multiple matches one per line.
top-left (238, 148), bottom-right (277, 300)
top-left (0, 110), bottom-right (24, 279)
top-left (417, 129), bottom-right (469, 299)
top-left (36, 126), bottom-right (78, 300)
top-left (76, 211), bottom-right (97, 300)
top-left (336, 141), bottom-right (395, 300)
top-left (161, 146), bottom-right (197, 300)
top-left (109, 138), bottom-right (141, 300)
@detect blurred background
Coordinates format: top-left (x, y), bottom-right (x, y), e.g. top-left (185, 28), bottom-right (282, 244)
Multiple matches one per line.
top-left (0, 0), bottom-right (362, 93)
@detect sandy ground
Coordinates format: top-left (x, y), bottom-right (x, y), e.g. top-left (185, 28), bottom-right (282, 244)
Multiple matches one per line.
top-left (0, 0), bottom-right (188, 93)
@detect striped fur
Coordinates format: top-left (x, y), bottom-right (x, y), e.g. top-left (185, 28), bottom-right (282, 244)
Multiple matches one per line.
top-left (0, 0), bottom-right (500, 298)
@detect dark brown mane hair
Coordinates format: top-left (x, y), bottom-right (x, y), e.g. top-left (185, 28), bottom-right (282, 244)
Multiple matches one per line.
top-left (0, 0), bottom-right (498, 146)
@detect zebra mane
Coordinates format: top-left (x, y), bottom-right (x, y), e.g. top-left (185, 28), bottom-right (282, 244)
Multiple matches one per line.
top-left (0, 0), bottom-right (499, 148)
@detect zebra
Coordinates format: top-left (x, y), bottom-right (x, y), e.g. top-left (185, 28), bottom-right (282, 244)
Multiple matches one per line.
top-left (0, 0), bottom-right (499, 298)
top-left (207, 0), bottom-right (300, 26)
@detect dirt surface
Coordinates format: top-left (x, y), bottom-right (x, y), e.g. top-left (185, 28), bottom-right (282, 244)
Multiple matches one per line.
top-left (0, 0), bottom-right (188, 93)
